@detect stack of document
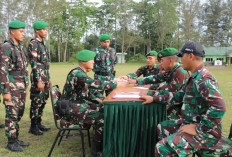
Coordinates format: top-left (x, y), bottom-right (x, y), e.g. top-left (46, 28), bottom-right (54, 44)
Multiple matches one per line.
top-left (112, 92), bottom-right (140, 99)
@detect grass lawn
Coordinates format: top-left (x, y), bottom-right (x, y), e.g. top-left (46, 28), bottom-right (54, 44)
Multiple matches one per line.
top-left (0, 62), bottom-right (231, 157)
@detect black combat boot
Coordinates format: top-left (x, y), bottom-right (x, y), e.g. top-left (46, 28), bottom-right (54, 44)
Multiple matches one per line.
top-left (37, 117), bottom-right (50, 131)
top-left (16, 131), bottom-right (29, 147)
top-left (6, 137), bottom-right (24, 152)
top-left (29, 118), bottom-right (43, 135)
top-left (0, 123), bottom-right (4, 128)
top-left (91, 140), bottom-right (103, 157)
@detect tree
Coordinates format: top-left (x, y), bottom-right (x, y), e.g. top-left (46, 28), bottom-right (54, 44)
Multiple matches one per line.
top-left (179, 0), bottom-right (201, 44)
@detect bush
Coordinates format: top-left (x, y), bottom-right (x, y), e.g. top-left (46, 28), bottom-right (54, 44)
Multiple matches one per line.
top-left (126, 53), bottom-right (146, 62)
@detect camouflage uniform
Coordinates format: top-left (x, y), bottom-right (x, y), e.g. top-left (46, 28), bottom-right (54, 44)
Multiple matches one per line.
top-left (138, 63), bottom-right (189, 119)
top-left (93, 45), bottom-right (117, 95)
top-left (28, 38), bottom-right (50, 126)
top-left (0, 41), bottom-right (4, 128)
top-left (155, 64), bottom-right (226, 157)
top-left (0, 38), bottom-right (29, 138)
top-left (62, 66), bottom-right (117, 141)
top-left (127, 64), bottom-right (160, 79)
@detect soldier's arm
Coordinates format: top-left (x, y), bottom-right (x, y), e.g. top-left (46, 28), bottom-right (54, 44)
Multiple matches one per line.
top-left (87, 77), bottom-right (117, 91)
top-left (137, 70), bottom-right (166, 85)
top-left (28, 42), bottom-right (42, 82)
top-left (113, 48), bottom-right (117, 66)
top-left (93, 48), bottom-right (100, 72)
top-left (127, 66), bottom-right (145, 79)
top-left (149, 69), bottom-right (188, 96)
top-left (152, 82), bottom-right (185, 106)
top-left (0, 44), bottom-right (12, 94)
top-left (195, 78), bottom-right (226, 135)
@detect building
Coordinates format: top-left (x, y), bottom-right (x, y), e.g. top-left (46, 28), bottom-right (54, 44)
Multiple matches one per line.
top-left (204, 47), bottom-right (232, 66)
top-left (116, 53), bottom-right (127, 63)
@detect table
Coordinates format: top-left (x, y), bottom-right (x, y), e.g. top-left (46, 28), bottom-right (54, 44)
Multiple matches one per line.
top-left (103, 86), bottom-right (167, 157)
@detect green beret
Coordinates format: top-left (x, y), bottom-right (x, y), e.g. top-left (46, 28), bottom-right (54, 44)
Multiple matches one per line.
top-left (146, 50), bottom-right (158, 57)
top-left (0, 29), bottom-right (2, 34)
top-left (33, 21), bottom-right (48, 30)
top-left (99, 34), bottom-right (111, 41)
top-left (76, 50), bottom-right (96, 61)
top-left (158, 48), bottom-right (179, 61)
top-left (9, 21), bottom-right (26, 29)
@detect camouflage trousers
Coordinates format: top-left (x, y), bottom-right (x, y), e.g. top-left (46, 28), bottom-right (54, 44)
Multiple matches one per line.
top-left (30, 82), bottom-right (49, 120)
top-left (4, 89), bottom-right (26, 138)
top-left (69, 101), bottom-right (104, 142)
top-left (94, 74), bottom-right (115, 96)
top-left (155, 119), bottom-right (220, 157)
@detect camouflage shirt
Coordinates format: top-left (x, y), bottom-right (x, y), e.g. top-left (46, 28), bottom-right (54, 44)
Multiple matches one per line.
top-left (141, 63), bottom-right (189, 119)
top-left (127, 64), bottom-right (160, 79)
top-left (138, 63), bottom-right (189, 94)
top-left (154, 64), bottom-right (226, 139)
top-left (0, 38), bottom-right (29, 94)
top-left (62, 66), bottom-right (117, 103)
top-left (93, 46), bottom-right (117, 81)
top-left (28, 38), bottom-right (50, 83)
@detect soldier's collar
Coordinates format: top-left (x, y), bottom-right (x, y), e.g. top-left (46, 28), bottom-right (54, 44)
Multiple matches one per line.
top-left (171, 63), bottom-right (180, 73)
top-left (191, 64), bottom-right (204, 78)
top-left (9, 38), bottom-right (22, 47)
top-left (36, 37), bottom-right (45, 44)
top-left (78, 66), bottom-right (86, 73)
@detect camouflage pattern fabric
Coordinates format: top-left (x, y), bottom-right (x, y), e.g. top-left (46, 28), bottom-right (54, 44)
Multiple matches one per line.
top-left (155, 64), bottom-right (226, 156)
top-left (127, 64), bottom-right (160, 79)
top-left (62, 66), bottom-right (117, 141)
top-left (141, 63), bottom-right (189, 119)
top-left (28, 38), bottom-right (50, 120)
top-left (0, 38), bottom-right (28, 138)
top-left (93, 46), bottom-right (117, 95)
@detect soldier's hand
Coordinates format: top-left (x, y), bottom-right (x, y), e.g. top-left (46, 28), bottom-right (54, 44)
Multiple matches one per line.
top-left (119, 76), bottom-right (129, 80)
top-left (3, 93), bottom-right (11, 102)
top-left (98, 100), bottom-right (103, 105)
top-left (179, 124), bottom-right (199, 136)
top-left (49, 81), bottom-right (52, 87)
top-left (128, 79), bottom-right (137, 84)
top-left (37, 81), bottom-right (44, 91)
top-left (140, 95), bottom-right (153, 105)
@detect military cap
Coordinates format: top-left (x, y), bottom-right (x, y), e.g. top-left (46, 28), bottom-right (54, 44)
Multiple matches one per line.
top-left (99, 34), bottom-right (111, 41)
top-left (0, 29), bottom-right (2, 34)
top-left (9, 21), bottom-right (26, 29)
top-left (157, 48), bottom-right (179, 61)
top-left (146, 50), bottom-right (158, 57)
top-left (76, 50), bottom-right (96, 61)
top-left (33, 21), bottom-right (48, 30)
top-left (178, 41), bottom-right (205, 57)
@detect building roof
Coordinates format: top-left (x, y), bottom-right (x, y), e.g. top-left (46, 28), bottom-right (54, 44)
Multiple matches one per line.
top-left (204, 47), bottom-right (232, 56)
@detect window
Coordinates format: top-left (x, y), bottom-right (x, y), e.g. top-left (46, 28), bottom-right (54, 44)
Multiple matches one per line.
top-left (206, 58), bottom-right (213, 62)
top-left (216, 58), bottom-right (224, 62)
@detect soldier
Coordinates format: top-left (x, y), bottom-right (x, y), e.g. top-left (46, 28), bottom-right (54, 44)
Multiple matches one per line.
top-left (154, 41), bottom-right (226, 156)
top-left (140, 48), bottom-right (189, 120)
top-left (62, 50), bottom-right (117, 157)
top-left (93, 34), bottom-right (117, 96)
top-left (119, 50), bottom-right (160, 80)
top-left (0, 28), bottom-right (5, 128)
top-left (0, 21), bottom-right (29, 152)
top-left (28, 21), bottom-right (51, 136)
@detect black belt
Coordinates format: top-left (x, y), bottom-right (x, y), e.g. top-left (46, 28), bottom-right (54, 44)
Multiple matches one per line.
top-left (9, 71), bottom-right (26, 76)
top-left (95, 71), bottom-right (112, 76)
top-left (37, 64), bottom-right (49, 70)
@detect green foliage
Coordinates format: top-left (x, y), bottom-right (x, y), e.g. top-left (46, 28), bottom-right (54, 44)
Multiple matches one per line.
top-left (126, 53), bottom-right (146, 62)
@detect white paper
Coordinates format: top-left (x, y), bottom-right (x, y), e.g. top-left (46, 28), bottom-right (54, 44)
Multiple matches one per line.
top-left (112, 92), bottom-right (140, 98)
top-left (133, 86), bottom-right (149, 90)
